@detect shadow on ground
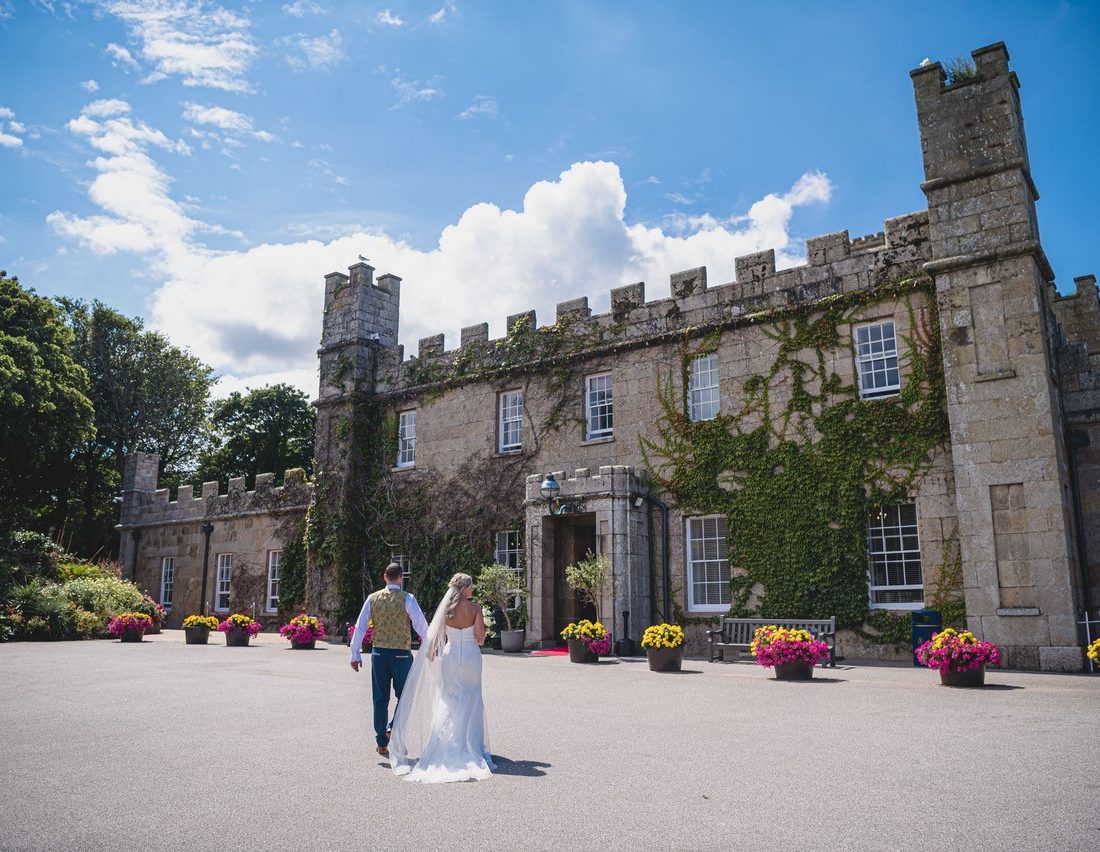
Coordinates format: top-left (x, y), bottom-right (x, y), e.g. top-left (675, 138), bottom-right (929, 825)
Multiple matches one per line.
top-left (490, 756), bottom-right (551, 777)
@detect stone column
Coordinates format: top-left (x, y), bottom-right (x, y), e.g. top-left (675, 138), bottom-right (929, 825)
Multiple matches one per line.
top-left (912, 43), bottom-right (1083, 670)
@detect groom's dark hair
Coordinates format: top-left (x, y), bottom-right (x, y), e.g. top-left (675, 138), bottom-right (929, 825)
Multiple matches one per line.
top-left (384, 563), bottom-right (403, 582)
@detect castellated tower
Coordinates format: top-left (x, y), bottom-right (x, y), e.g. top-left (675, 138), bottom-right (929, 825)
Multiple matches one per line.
top-left (309, 262), bottom-right (401, 612)
top-left (912, 43), bottom-right (1083, 670)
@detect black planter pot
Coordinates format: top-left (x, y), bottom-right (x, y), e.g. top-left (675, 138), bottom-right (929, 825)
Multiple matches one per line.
top-left (119, 628), bottom-right (145, 643)
top-left (567, 638), bottom-right (598, 664)
top-left (646, 645), bottom-right (683, 672)
top-left (500, 629), bottom-right (525, 653)
top-left (184, 626), bottom-right (210, 645)
top-left (773, 661), bottom-right (814, 680)
top-left (290, 639), bottom-right (316, 650)
top-left (940, 664), bottom-right (985, 687)
top-left (225, 627), bottom-right (251, 647)
top-left (145, 623), bottom-right (162, 635)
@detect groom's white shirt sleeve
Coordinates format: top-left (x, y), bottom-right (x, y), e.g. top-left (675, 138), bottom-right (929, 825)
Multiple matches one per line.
top-left (406, 594), bottom-right (429, 641)
top-left (349, 584), bottom-right (430, 664)
top-left (349, 597), bottom-right (372, 665)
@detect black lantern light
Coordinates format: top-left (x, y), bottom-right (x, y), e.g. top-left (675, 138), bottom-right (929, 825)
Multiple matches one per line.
top-left (539, 473), bottom-right (581, 515)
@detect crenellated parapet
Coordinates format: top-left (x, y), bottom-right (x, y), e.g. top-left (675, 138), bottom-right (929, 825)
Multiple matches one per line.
top-left (375, 210), bottom-right (931, 394)
top-left (524, 465), bottom-right (645, 504)
top-left (1054, 275), bottom-right (1100, 420)
top-left (117, 452), bottom-right (312, 529)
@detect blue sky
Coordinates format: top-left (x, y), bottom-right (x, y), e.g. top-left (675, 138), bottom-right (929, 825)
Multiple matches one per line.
top-left (2, 1), bottom-right (1098, 393)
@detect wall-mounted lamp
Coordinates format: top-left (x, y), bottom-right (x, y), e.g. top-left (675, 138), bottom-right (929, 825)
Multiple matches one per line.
top-left (539, 473), bottom-right (583, 515)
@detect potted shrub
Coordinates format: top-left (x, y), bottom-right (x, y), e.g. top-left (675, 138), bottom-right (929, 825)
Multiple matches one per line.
top-left (916, 627), bottom-right (1001, 687)
top-left (218, 613), bottom-right (261, 647)
top-left (280, 614), bottom-right (326, 649)
top-left (476, 563), bottom-right (528, 653)
top-left (480, 607), bottom-right (495, 652)
top-left (641, 623), bottom-right (685, 672)
top-left (346, 621), bottom-right (373, 652)
top-left (564, 550), bottom-right (610, 624)
top-left (136, 595), bottom-right (166, 635)
top-left (108, 612), bottom-right (153, 643)
top-left (750, 625), bottom-right (830, 680)
top-left (182, 614), bottom-right (219, 645)
top-left (1088, 636), bottom-right (1100, 672)
top-left (560, 619), bottom-right (610, 663)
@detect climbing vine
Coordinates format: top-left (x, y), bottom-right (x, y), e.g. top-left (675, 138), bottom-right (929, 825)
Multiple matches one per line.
top-left (276, 521), bottom-right (307, 616)
top-left (642, 275), bottom-right (956, 639)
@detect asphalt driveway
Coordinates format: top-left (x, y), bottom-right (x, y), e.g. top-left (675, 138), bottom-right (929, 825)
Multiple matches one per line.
top-left (1, 632), bottom-right (1097, 851)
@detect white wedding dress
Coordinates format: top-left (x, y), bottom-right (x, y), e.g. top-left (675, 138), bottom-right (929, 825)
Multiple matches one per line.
top-left (388, 604), bottom-right (496, 783)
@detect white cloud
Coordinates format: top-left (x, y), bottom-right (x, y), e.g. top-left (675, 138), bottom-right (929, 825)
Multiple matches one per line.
top-left (0, 106), bottom-right (24, 148)
top-left (48, 99), bottom-right (200, 258)
top-left (82, 98), bottom-right (131, 118)
top-left (390, 73), bottom-right (442, 109)
top-left (458, 95), bottom-right (498, 120)
top-left (428, 1), bottom-right (456, 24)
top-left (279, 28), bottom-right (346, 70)
top-left (644, 176), bottom-right (660, 185)
top-left (105, 41), bottom-right (140, 70)
top-left (281, 0), bottom-right (322, 16)
top-left (49, 103), bottom-right (832, 397)
top-left (376, 8), bottom-right (403, 26)
top-left (181, 101), bottom-right (274, 142)
top-left (81, 79), bottom-right (101, 92)
top-left (99, 1), bottom-right (257, 92)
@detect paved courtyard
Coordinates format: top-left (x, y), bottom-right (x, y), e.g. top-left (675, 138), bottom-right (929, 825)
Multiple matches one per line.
top-left (1, 632), bottom-right (1098, 851)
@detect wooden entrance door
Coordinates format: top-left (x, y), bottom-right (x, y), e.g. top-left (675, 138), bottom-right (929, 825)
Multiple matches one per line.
top-left (552, 513), bottom-right (598, 637)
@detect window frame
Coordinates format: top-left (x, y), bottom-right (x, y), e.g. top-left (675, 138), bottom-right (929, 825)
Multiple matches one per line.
top-left (214, 553), bottom-right (233, 613)
top-left (584, 372), bottom-right (614, 440)
top-left (498, 390), bottom-right (523, 453)
top-left (493, 530), bottom-right (524, 573)
top-left (159, 557), bottom-right (175, 612)
top-left (687, 353), bottom-right (720, 422)
top-left (854, 320), bottom-right (901, 400)
top-left (685, 514), bottom-right (731, 613)
top-left (265, 550), bottom-right (281, 613)
top-left (396, 410), bottom-right (416, 468)
top-left (391, 553), bottom-right (410, 585)
top-left (866, 503), bottom-right (924, 610)
top-left (493, 530), bottom-right (524, 609)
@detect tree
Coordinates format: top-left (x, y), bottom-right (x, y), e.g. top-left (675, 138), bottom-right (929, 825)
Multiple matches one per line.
top-left (196, 383), bottom-right (315, 488)
top-left (58, 299), bottom-right (215, 555)
top-left (0, 273), bottom-right (94, 534)
top-left (564, 550), bottom-right (611, 623)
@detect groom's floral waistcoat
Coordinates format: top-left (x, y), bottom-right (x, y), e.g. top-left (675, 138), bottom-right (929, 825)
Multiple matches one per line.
top-left (368, 589), bottom-right (411, 649)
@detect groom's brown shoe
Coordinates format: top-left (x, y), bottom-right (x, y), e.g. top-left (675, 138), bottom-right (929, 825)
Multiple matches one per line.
top-left (376, 745), bottom-right (389, 757)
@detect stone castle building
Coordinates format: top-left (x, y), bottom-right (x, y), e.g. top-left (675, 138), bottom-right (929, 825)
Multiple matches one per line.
top-left (119, 43), bottom-right (1098, 670)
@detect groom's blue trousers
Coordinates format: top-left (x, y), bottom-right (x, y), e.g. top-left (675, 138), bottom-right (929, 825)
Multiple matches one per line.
top-left (371, 647), bottom-right (413, 747)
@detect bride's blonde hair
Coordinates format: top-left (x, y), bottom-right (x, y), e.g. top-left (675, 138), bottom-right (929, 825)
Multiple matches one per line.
top-left (444, 573), bottom-right (474, 618)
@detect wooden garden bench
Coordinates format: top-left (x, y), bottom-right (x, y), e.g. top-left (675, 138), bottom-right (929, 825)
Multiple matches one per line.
top-left (707, 617), bottom-right (837, 667)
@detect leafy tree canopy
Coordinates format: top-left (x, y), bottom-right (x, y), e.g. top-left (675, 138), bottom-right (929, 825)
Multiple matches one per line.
top-left (0, 273), bottom-right (94, 533)
top-left (55, 299), bottom-right (215, 556)
top-left (196, 383), bottom-right (315, 488)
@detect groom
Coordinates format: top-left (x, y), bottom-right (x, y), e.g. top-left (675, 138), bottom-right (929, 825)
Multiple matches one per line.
top-left (350, 563), bottom-right (430, 757)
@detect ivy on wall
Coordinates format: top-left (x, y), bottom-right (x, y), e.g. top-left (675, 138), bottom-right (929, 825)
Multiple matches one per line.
top-left (304, 396), bottom-right (529, 620)
top-left (642, 276), bottom-right (955, 641)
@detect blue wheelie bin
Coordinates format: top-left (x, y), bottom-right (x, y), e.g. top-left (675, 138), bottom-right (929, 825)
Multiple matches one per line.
top-left (910, 609), bottom-right (942, 666)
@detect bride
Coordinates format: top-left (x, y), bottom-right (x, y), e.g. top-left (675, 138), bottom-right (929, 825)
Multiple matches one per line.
top-left (388, 572), bottom-right (496, 783)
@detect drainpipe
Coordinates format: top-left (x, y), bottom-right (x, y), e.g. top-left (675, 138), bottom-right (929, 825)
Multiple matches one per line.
top-left (199, 522), bottom-right (214, 615)
top-left (640, 493), bottom-right (672, 622)
top-left (128, 529), bottom-right (142, 582)
top-left (1066, 429), bottom-right (1095, 615)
